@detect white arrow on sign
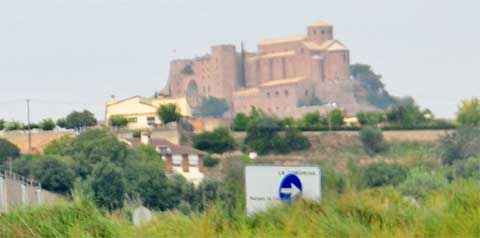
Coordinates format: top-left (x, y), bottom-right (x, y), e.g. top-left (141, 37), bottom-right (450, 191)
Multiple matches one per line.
top-left (280, 183), bottom-right (301, 197)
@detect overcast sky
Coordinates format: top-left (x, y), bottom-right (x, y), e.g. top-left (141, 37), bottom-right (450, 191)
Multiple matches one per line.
top-left (1, 0), bottom-right (479, 122)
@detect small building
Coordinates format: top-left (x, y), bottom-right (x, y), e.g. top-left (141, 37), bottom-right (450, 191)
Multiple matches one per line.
top-left (122, 134), bottom-right (205, 185)
top-left (105, 96), bottom-right (192, 130)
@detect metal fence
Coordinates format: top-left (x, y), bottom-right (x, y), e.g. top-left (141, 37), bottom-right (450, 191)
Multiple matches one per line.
top-left (0, 165), bottom-right (62, 213)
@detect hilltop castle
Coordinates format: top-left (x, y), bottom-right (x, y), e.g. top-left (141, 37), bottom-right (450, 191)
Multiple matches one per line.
top-left (162, 21), bottom-right (364, 118)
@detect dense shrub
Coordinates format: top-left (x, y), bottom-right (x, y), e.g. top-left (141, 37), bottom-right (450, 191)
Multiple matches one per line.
top-left (0, 118), bottom-right (5, 131)
top-left (398, 168), bottom-right (448, 200)
top-left (39, 118), bottom-right (56, 131)
top-left (32, 156), bottom-right (75, 194)
top-left (363, 163), bottom-right (408, 187)
top-left (43, 136), bottom-right (74, 156)
top-left (157, 103), bottom-right (181, 125)
top-left (359, 126), bottom-right (385, 155)
top-left (284, 128), bottom-right (311, 151)
top-left (328, 109), bottom-right (345, 127)
top-left (0, 138), bottom-right (21, 163)
top-left (203, 154), bottom-right (220, 168)
top-left (447, 157), bottom-right (480, 181)
top-left (301, 111), bottom-right (327, 128)
top-left (232, 113), bottom-right (250, 131)
top-left (5, 121), bottom-right (22, 131)
top-left (456, 97), bottom-right (480, 126)
top-left (438, 126), bottom-right (480, 165)
top-left (193, 127), bottom-right (236, 154)
top-left (109, 115), bottom-right (128, 128)
top-left (245, 117), bottom-right (281, 155)
top-left (197, 97), bottom-right (229, 118)
top-left (91, 160), bottom-right (126, 210)
top-left (65, 110), bottom-right (97, 130)
top-left (356, 111), bottom-right (386, 125)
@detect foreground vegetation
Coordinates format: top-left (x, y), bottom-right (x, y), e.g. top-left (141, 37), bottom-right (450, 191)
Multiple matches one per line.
top-left (1, 177), bottom-right (479, 238)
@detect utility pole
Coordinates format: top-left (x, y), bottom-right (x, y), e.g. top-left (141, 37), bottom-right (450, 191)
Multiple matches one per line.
top-left (26, 99), bottom-right (32, 154)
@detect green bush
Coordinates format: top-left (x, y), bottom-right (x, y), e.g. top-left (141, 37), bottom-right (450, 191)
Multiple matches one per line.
top-left (132, 131), bottom-right (141, 138)
top-left (0, 118), bottom-right (5, 131)
top-left (447, 157), bottom-right (480, 181)
top-left (157, 103), bottom-right (181, 125)
top-left (109, 115), bottom-right (128, 128)
top-left (356, 111), bottom-right (386, 125)
top-left (203, 154), bottom-right (220, 168)
top-left (362, 163), bottom-right (408, 187)
top-left (0, 138), bottom-right (21, 163)
top-left (65, 110), bottom-right (97, 130)
top-left (232, 113), bottom-right (250, 131)
top-left (197, 97), bottom-right (229, 118)
top-left (399, 168), bottom-right (448, 200)
top-left (301, 111), bottom-right (327, 128)
top-left (32, 156), bottom-right (75, 194)
top-left (39, 118), bottom-right (56, 131)
top-left (193, 127), bottom-right (236, 154)
top-left (284, 128), bottom-right (311, 151)
top-left (5, 121), bottom-right (22, 131)
top-left (438, 126), bottom-right (480, 165)
top-left (245, 117), bottom-right (281, 155)
top-left (456, 97), bottom-right (480, 126)
top-left (359, 126), bottom-right (385, 155)
top-left (91, 160), bottom-right (126, 210)
top-left (328, 109), bottom-right (345, 127)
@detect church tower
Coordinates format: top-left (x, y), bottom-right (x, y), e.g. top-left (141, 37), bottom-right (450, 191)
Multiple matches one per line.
top-left (307, 21), bottom-right (333, 45)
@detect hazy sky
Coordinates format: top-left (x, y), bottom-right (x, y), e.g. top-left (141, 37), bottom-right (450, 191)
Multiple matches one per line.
top-left (1, 0), bottom-right (479, 122)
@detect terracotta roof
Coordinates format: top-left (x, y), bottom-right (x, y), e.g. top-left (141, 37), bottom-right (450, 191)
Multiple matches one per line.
top-left (122, 138), bottom-right (205, 155)
top-left (260, 50), bottom-right (296, 59)
top-left (309, 21), bottom-right (331, 27)
top-left (259, 35), bottom-right (306, 46)
top-left (234, 87), bottom-right (260, 96)
top-left (260, 77), bottom-right (306, 87)
top-left (303, 40), bottom-right (347, 51)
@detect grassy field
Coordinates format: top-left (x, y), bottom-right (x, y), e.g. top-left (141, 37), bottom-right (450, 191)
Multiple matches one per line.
top-left (1, 179), bottom-right (479, 238)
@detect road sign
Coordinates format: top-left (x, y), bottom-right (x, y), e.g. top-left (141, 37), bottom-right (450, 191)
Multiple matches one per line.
top-left (279, 174), bottom-right (302, 200)
top-left (245, 165), bottom-right (321, 214)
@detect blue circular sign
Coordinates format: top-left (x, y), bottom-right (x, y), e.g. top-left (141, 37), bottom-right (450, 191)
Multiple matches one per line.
top-left (279, 174), bottom-right (303, 201)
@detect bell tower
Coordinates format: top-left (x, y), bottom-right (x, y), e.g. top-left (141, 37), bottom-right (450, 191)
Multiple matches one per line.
top-left (307, 21), bottom-right (333, 45)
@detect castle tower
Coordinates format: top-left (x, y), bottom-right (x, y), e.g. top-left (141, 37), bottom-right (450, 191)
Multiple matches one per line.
top-left (307, 21), bottom-right (333, 45)
top-left (211, 45), bottom-right (238, 102)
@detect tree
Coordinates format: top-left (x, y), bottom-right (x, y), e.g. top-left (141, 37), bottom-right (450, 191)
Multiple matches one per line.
top-left (350, 63), bottom-right (398, 109)
top-left (362, 163), bottom-right (408, 187)
top-left (56, 118), bottom-right (68, 129)
top-left (0, 138), bottom-right (21, 164)
top-left (91, 160), bottom-right (126, 210)
top-left (32, 156), bottom-right (75, 194)
top-left (386, 101), bottom-right (427, 127)
top-left (157, 103), bottom-right (181, 125)
top-left (135, 144), bottom-right (163, 162)
top-left (356, 112), bottom-right (386, 126)
top-left (456, 98), bottom-right (480, 127)
top-left (301, 111), bottom-right (327, 128)
top-left (110, 115), bottom-right (128, 129)
top-left (65, 110), bottom-right (97, 130)
top-left (245, 116), bottom-right (281, 155)
top-left (328, 109), bottom-right (345, 127)
top-left (39, 118), bottom-right (56, 131)
top-left (438, 126), bottom-right (480, 165)
top-left (197, 97), bottom-right (229, 118)
top-left (232, 113), bottom-right (250, 131)
top-left (284, 128), bottom-right (311, 151)
top-left (0, 119), bottom-right (5, 131)
top-left (43, 136), bottom-right (74, 156)
top-left (193, 127), bottom-right (236, 154)
top-left (5, 121), bottom-right (22, 131)
top-left (359, 126), bottom-right (385, 155)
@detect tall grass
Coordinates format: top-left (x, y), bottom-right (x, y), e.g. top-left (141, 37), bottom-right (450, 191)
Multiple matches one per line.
top-left (1, 180), bottom-right (479, 238)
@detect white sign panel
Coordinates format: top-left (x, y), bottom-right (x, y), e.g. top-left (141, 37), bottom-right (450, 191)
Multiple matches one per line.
top-left (245, 165), bottom-right (321, 214)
